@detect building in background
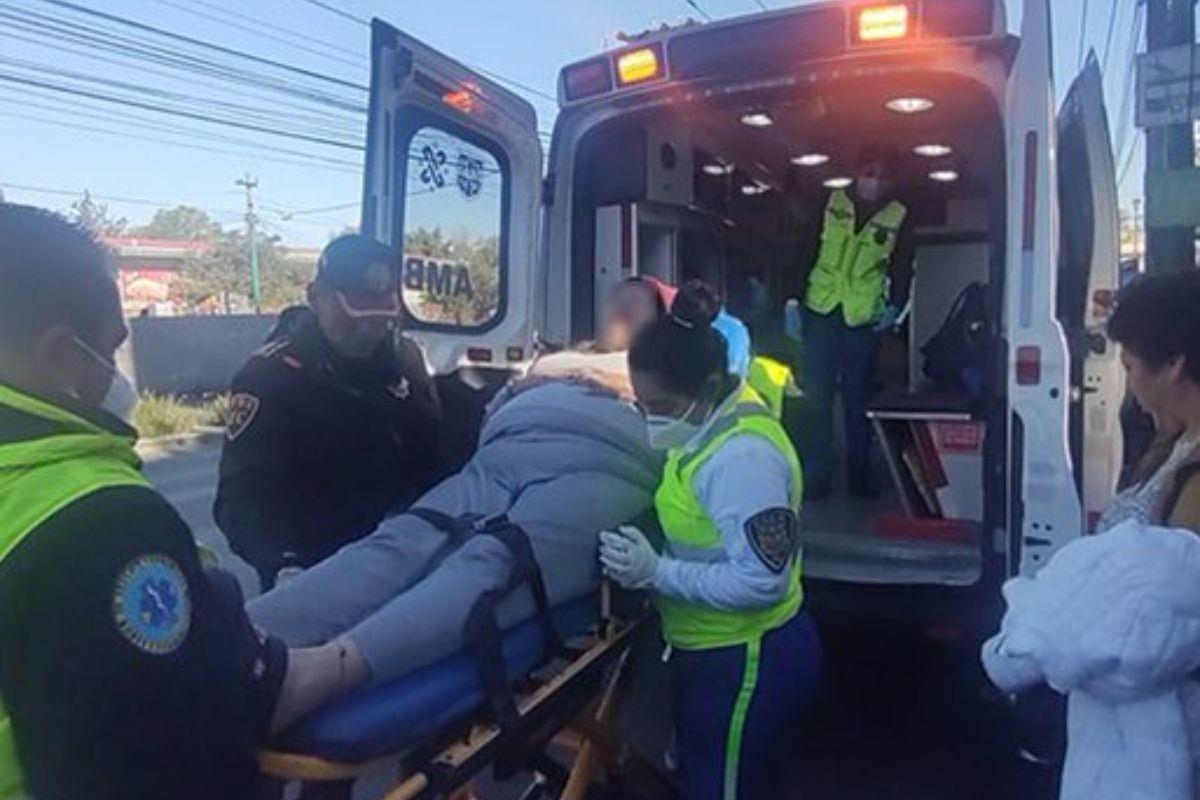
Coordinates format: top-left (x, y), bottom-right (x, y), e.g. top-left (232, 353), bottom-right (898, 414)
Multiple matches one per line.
top-left (103, 236), bottom-right (209, 317)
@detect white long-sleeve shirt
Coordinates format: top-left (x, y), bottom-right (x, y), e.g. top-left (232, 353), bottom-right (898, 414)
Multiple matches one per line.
top-left (653, 433), bottom-right (797, 610)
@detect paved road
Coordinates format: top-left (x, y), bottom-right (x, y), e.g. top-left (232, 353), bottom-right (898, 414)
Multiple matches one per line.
top-left (141, 435), bottom-right (261, 597)
top-left (142, 438), bottom-right (1059, 800)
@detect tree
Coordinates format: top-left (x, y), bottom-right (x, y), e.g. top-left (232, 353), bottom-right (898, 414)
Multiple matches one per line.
top-left (132, 206), bottom-right (222, 241)
top-left (404, 226), bottom-right (500, 326)
top-left (176, 228), bottom-right (310, 314)
top-left (69, 191), bottom-right (127, 235)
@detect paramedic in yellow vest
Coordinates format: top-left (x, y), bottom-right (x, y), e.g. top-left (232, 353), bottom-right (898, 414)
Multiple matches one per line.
top-left (0, 205), bottom-right (361, 800)
top-left (801, 146), bottom-right (914, 500)
top-left (599, 282), bottom-right (822, 800)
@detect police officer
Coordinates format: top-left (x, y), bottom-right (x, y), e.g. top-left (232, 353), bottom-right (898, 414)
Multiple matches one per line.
top-left (215, 234), bottom-right (443, 590)
top-left (599, 282), bottom-right (822, 800)
top-left (801, 146), bottom-right (913, 499)
top-left (0, 205), bottom-right (298, 800)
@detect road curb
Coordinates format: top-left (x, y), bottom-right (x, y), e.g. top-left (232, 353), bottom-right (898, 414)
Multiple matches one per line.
top-left (137, 426), bottom-right (225, 458)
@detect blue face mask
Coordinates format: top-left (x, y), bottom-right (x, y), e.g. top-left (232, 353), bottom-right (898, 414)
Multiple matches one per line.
top-left (644, 394), bottom-right (704, 451)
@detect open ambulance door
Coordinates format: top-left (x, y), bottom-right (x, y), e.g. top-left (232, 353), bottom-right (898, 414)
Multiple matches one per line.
top-left (362, 19), bottom-right (543, 374)
top-left (1056, 54), bottom-right (1124, 534)
top-left (1003, 0), bottom-right (1084, 577)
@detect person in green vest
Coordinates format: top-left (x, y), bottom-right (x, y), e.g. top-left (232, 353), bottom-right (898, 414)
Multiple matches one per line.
top-left (801, 146), bottom-right (914, 500)
top-left (0, 205), bottom-right (361, 800)
top-left (598, 282), bottom-right (823, 800)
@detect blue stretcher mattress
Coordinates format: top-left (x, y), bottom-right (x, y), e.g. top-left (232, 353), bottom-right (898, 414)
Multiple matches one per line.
top-left (278, 595), bottom-right (600, 763)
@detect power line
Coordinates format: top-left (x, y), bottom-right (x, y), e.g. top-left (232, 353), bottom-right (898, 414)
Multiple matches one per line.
top-left (681, 0), bottom-right (712, 21)
top-left (751, 0), bottom-right (770, 10)
top-left (0, 181), bottom-right (247, 214)
top-left (151, 0), bottom-right (365, 70)
top-left (173, 0), bottom-right (366, 60)
top-left (30, 0), bottom-right (367, 90)
top-left (1101, 0), bottom-right (1124, 70)
top-left (0, 71), bottom-right (365, 150)
top-left (292, 0), bottom-right (369, 26)
top-left (0, 4), bottom-right (367, 112)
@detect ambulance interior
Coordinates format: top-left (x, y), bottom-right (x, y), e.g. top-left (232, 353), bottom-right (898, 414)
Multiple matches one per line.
top-left (568, 70), bottom-right (1009, 588)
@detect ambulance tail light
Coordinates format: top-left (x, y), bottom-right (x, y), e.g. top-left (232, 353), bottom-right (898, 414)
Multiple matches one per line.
top-left (562, 58), bottom-right (614, 102)
top-left (1016, 346), bottom-right (1042, 386)
top-left (615, 45), bottom-right (664, 87)
top-left (854, 3), bottom-right (912, 44)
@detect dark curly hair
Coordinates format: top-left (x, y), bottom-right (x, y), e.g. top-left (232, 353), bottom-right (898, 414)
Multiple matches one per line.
top-left (1108, 270), bottom-right (1200, 383)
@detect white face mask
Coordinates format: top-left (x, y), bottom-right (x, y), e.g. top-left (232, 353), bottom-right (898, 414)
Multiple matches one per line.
top-left (74, 338), bottom-right (139, 423)
top-left (645, 414), bottom-right (701, 451)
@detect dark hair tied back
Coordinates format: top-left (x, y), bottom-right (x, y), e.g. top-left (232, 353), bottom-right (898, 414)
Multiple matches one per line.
top-left (631, 280), bottom-right (728, 398)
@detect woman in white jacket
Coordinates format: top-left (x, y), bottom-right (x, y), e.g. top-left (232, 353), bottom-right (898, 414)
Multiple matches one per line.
top-left (982, 271), bottom-right (1200, 800)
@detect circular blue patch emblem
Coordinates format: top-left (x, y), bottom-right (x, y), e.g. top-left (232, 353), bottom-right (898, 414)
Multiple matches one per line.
top-left (112, 555), bottom-right (191, 655)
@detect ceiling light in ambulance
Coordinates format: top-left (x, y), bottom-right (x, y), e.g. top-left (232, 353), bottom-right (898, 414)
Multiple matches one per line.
top-left (703, 161), bottom-right (735, 176)
top-left (741, 182), bottom-right (770, 196)
top-left (914, 144), bottom-right (954, 158)
top-left (856, 4), bottom-right (911, 43)
top-left (886, 96), bottom-right (934, 114)
top-left (929, 170), bottom-right (960, 183)
top-left (616, 45), bottom-right (664, 87)
top-left (792, 153), bottom-right (830, 167)
top-left (824, 177), bottom-right (853, 189)
top-left (740, 111), bottom-right (774, 128)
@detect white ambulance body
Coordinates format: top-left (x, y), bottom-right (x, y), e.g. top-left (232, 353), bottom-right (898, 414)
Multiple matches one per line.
top-left (362, 0), bottom-right (1123, 608)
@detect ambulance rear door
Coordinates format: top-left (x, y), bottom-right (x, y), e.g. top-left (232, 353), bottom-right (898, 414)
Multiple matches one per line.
top-left (1003, 0), bottom-right (1084, 576)
top-left (1056, 54), bottom-right (1124, 534)
top-left (363, 19), bottom-right (543, 373)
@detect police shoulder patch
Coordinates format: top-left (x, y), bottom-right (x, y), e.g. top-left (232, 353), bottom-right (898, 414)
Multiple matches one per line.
top-left (225, 393), bottom-right (261, 441)
top-left (745, 507), bottom-right (798, 574)
top-left (112, 554), bottom-right (191, 655)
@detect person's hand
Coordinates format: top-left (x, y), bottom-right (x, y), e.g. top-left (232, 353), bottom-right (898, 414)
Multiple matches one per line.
top-left (873, 304), bottom-right (901, 333)
top-left (599, 525), bottom-right (659, 590)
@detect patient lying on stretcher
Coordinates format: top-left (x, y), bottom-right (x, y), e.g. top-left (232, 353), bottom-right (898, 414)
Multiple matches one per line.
top-left (246, 302), bottom-right (679, 734)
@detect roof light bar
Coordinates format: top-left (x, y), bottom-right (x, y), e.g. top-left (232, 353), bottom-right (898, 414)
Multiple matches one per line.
top-left (616, 45), bottom-right (663, 86)
top-left (857, 4), bottom-right (911, 43)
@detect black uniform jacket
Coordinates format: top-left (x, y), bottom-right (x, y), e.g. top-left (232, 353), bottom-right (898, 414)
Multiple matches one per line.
top-left (214, 309), bottom-right (444, 579)
top-left (0, 392), bottom-right (286, 800)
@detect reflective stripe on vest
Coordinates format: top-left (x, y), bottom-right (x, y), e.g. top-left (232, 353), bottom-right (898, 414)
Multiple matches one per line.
top-left (0, 384), bottom-right (147, 800)
top-left (654, 383), bottom-right (804, 650)
top-left (804, 189), bottom-right (907, 327)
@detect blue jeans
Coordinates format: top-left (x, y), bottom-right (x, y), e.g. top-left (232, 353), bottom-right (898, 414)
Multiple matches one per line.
top-left (799, 309), bottom-right (879, 491)
top-left (671, 612), bottom-right (823, 800)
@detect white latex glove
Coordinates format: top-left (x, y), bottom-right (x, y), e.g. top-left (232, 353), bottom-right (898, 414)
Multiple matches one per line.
top-left (599, 525), bottom-right (659, 590)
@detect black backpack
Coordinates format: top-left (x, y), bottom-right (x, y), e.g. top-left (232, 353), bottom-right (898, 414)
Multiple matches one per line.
top-left (921, 281), bottom-right (990, 397)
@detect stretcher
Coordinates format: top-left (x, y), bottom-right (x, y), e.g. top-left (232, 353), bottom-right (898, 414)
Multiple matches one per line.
top-left (259, 587), bottom-right (662, 800)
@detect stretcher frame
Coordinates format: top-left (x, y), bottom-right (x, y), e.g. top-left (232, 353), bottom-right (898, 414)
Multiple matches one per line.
top-left (259, 588), bottom-right (654, 800)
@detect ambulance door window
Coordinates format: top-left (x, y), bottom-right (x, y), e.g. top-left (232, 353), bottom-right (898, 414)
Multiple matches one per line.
top-left (399, 123), bottom-right (506, 329)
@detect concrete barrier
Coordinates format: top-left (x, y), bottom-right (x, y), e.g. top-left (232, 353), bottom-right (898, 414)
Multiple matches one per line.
top-left (120, 314), bottom-right (278, 396)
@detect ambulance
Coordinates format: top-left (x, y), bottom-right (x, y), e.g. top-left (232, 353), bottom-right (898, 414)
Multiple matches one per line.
top-left (361, 0), bottom-right (1123, 621)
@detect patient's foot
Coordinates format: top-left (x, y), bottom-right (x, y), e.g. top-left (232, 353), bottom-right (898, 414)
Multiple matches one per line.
top-left (271, 637), bottom-right (369, 734)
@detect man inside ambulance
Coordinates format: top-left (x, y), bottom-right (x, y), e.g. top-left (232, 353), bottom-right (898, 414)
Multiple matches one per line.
top-left (798, 146), bottom-right (914, 500)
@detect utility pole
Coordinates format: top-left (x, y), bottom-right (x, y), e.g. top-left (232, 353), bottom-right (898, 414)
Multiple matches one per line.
top-left (236, 174), bottom-right (262, 313)
top-left (1144, 0), bottom-right (1197, 274)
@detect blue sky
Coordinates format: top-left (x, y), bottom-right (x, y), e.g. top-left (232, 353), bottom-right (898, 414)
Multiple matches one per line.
top-left (0, 0), bottom-right (1145, 245)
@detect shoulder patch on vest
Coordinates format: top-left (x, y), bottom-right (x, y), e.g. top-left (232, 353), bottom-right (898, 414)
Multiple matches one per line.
top-left (745, 507), bottom-right (798, 574)
top-left (225, 393), bottom-right (261, 441)
top-left (112, 554), bottom-right (191, 655)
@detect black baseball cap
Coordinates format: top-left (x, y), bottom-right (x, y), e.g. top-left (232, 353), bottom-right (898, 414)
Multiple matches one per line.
top-left (315, 234), bottom-right (401, 318)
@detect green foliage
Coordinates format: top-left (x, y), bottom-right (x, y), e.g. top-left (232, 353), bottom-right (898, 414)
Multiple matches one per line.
top-left (176, 228), bottom-right (311, 313)
top-left (69, 191), bottom-right (127, 235)
top-left (133, 393), bottom-right (230, 438)
top-left (404, 226), bottom-right (500, 327)
top-left (132, 206), bottom-right (222, 241)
